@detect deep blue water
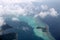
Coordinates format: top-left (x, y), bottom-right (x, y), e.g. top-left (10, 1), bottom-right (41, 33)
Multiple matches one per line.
top-left (42, 15), bottom-right (60, 40)
top-left (2, 21), bottom-right (44, 40)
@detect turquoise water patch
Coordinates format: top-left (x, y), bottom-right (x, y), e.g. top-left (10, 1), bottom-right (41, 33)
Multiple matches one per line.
top-left (5, 16), bottom-right (55, 40)
top-left (19, 16), bottom-right (38, 28)
top-left (17, 16), bottom-right (55, 40)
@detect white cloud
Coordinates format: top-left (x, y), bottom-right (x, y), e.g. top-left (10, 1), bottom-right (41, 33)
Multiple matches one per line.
top-left (35, 5), bottom-right (59, 18)
top-left (34, 0), bottom-right (48, 2)
top-left (0, 4), bottom-right (26, 17)
top-left (22, 27), bottom-right (29, 31)
top-left (41, 5), bottom-right (48, 10)
top-left (0, 0), bottom-right (59, 19)
top-left (34, 14), bottom-right (39, 18)
top-left (0, 0), bottom-right (47, 5)
top-left (12, 17), bottom-right (19, 21)
top-left (0, 0), bottom-right (37, 17)
top-left (49, 8), bottom-right (59, 17)
top-left (39, 11), bottom-right (49, 18)
top-left (0, 17), bottom-right (6, 26)
top-left (0, 0), bottom-right (49, 17)
top-left (0, 0), bottom-right (36, 4)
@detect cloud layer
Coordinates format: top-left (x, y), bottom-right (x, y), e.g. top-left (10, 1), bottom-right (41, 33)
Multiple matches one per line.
top-left (35, 5), bottom-right (59, 18)
top-left (0, 0), bottom-right (36, 17)
top-left (0, 0), bottom-right (59, 27)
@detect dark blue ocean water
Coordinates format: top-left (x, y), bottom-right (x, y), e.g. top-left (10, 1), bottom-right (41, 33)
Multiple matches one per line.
top-left (2, 21), bottom-right (44, 40)
top-left (42, 15), bottom-right (60, 40)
